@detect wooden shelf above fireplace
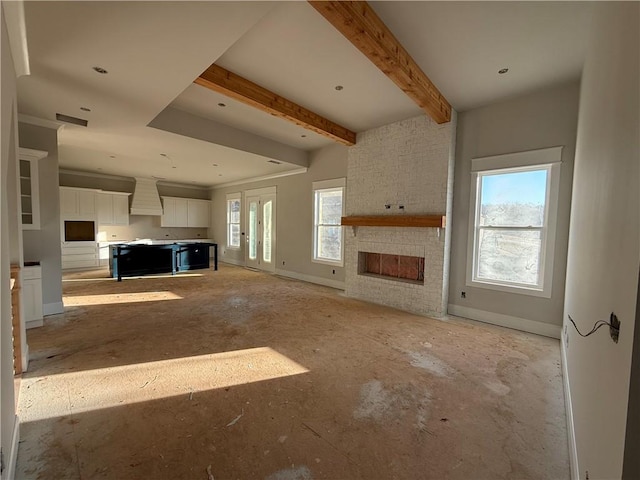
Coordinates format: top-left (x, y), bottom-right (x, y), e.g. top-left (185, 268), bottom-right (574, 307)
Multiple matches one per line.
top-left (341, 215), bottom-right (446, 228)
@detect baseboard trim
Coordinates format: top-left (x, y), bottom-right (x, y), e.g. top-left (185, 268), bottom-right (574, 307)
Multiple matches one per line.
top-left (275, 268), bottom-right (345, 291)
top-left (561, 335), bottom-right (579, 480)
top-left (220, 258), bottom-right (244, 267)
top-left (26, 318), bottom-right (43, 329)
top-left (447, 304), bottom-right (561, 339)
top-left (7, 414), bottom-right (19, 480)
top-left (43, 301), bottom-right (64, 316)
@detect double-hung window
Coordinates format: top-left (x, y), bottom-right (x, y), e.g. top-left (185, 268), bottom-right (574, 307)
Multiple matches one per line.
top-left (226, 193), bottom-right (241, 249)
top-left (467, 147), bottom-right (562, 297)
top-left (312, 178), bottom-right (345, 266)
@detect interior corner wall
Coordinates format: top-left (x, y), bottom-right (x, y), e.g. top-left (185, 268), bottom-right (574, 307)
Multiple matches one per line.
top-left (448, 81), bottom-right (580, 334)
top-left (210, 143), bottom-right (347, 286)
top-left (1, 5), bottom-right (18, 476)
top-left (562, 3), bottom-right (639, 479)
top-left (18, 122), bottom-right (63, 312)
top-left (623, 268), bottom-right (640, 479)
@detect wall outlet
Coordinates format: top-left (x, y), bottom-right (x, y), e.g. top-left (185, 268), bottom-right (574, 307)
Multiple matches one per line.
top-left (610, 312), bottom-right (620, 343)
top-left (461, 291), bottom-right (466, 299)
top-left (282, 261), bottom-right (285, 266)
top-left (332, 269), bottom-right (336, 275)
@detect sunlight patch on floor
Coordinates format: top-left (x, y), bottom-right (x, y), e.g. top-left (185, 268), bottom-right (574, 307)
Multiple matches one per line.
top-left (62, 273), bottom-right (204, 283)
top-left (63, 291), bottom-right (183, 306)
top-left (20, 348), bottom-right (309, 422)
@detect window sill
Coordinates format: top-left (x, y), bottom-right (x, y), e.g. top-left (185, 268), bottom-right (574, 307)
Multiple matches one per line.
top-left (312, 258), bottom-right (343, 268)
top-left (467, 279), bottom-right (552, 298)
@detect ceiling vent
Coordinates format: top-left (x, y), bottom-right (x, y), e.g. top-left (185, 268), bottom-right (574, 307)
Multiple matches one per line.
top-left (130, 177), bottom-right (163, 216)
top-left (55, 113), bottom-right (88, 127)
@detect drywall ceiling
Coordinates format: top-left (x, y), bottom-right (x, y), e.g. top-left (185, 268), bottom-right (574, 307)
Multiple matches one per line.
top-left (16, 1), bottom-right (593, 187)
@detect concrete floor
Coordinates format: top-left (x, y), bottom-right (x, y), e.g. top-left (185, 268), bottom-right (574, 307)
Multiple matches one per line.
top-left (16, 264), bottom-right (569, 479)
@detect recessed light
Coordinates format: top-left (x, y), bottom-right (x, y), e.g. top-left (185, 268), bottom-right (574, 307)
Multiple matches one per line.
top-left (498, 68), bottom-right (509, 74)
top-left (92, 66), bottom-right (108, 74)
top-left (334, 85), bottom-right (344, 91)
top-left (80, 107), bottom-right (91, 112)
top-left (218, 103), bottom-right (226, 107)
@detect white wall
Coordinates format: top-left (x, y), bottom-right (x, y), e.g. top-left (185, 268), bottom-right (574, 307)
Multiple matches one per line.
top-left (1, 6), bottom-right (19, 478)
top-left (19, 122), bottom-right (63, 314)
top-left (563, 3), bottom-right (639, 479)
top-left (448, 81), bottom-right (580, 336)
top-left (210, 143), bottom-right (347, 286)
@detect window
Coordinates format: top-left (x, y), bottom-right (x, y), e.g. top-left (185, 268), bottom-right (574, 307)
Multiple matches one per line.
top-left (467, 147), bottom-right (562, 297)
top-left (313, 178), bottom-right (345, 266)
top-left (226, 193), bottom-right (241, 249)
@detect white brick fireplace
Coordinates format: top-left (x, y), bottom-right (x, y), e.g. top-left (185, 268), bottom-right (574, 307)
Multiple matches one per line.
top-left (344, 114), bottom-right (456, 317)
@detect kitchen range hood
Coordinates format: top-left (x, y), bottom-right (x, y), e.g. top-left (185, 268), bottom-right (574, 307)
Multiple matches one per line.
top-left (130, 177), bottom-right (163, 216)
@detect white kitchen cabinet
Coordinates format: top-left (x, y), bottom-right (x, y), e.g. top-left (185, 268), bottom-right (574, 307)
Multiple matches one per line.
top-left (161, 197), bottom-right (208, 227)
top-left (22, 265), bottom-right (43, 328)
top-left (113, 195), bottom-right (130, 225)
top-left (19, 148), bottom-right (46, 230)
top-left (97, 192), bottom-right (130, 226)
top-left (61, 244), bottom-right (99, 270)
top-left (60, 187), bottom-right (97, 218)
top-left (187, 199), bottom-right (210, 228)
top-left (161, 197), bottom-right (180, 227)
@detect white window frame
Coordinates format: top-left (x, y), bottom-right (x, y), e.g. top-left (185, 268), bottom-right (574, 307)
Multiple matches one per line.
top-left (466, 147), bottom-right (563, 298)
top-left (226, 193), bottom-right (241, 250)
top-left (312, 178), bottom-right (346, 267)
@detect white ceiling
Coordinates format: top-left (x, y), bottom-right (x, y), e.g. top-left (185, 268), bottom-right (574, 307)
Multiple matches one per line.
top-left (16, 1), bottom-right (593, 188)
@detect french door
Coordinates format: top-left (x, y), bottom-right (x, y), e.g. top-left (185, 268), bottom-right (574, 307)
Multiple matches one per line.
top-left (245, 189), bottom-right (276, 273)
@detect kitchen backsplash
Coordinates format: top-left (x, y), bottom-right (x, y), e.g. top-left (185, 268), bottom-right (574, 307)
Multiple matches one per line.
top-left (96, 215), bottom-right (209, 242)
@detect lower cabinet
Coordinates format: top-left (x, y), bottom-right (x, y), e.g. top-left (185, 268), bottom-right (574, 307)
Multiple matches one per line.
top-left (62, 244), bottom-right (99, 270)
top-left (22, 265), bottom-right (43, 328)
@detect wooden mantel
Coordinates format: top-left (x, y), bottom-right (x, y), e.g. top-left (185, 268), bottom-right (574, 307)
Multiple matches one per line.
top-left (341, 215), bottom-right (446, 228)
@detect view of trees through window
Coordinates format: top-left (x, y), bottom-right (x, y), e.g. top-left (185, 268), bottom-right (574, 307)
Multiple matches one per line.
top-left (315, 188), bottom-right (343, 262)
top-left (227, 198), bottom-right (241, 248)
top-left (475, 168), bottom-right (548, 287)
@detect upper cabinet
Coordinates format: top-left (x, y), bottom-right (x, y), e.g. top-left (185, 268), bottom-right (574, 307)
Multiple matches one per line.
top-left (187, 199), bottom-right (210, 228)
top-left (161, 196), bottom-right (210, 228)
top-left (19, 148), bottom-right (47, 230)
top-left (97, 192), bottom-right (130, 226)
top-left (61, 187), bottom-right (130, 226)
top-left (60, 187), bottom-right (96, 219)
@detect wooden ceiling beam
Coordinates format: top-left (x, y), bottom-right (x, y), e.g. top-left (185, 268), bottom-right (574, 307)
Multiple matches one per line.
top-left (195, 64), bottom-right (356, 146)
top-left (308, 1), bottom-right (452, 124)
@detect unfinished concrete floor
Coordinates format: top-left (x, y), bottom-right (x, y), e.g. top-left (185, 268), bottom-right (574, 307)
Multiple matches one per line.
top-left (16, 264), bottom-right (568, 479)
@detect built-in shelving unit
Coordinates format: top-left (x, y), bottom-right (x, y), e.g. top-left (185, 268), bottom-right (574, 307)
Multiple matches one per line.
top-left (18, 148), bottom-right (48, 230)
top-left (341, 215), bottom-right (446, 228)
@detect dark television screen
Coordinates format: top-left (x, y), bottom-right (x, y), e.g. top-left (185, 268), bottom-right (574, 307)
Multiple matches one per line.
top-left (64, 221), bottom-right (95, 242)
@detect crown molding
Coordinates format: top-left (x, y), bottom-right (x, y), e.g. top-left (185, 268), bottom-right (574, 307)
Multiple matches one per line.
top-left (211, 167), bottom-right (307, 190)
top-left (2, 1), bottom-right (30, 77)
top-left (18, 114), bottom-right (63, 130)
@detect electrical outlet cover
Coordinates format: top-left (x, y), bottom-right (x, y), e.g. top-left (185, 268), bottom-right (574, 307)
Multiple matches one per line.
top-left (610, 313), bottom-right (620, 343)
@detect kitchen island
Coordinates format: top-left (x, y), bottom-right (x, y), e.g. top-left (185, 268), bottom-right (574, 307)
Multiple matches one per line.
top-left (109, 242), bottom-right (217, 281)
